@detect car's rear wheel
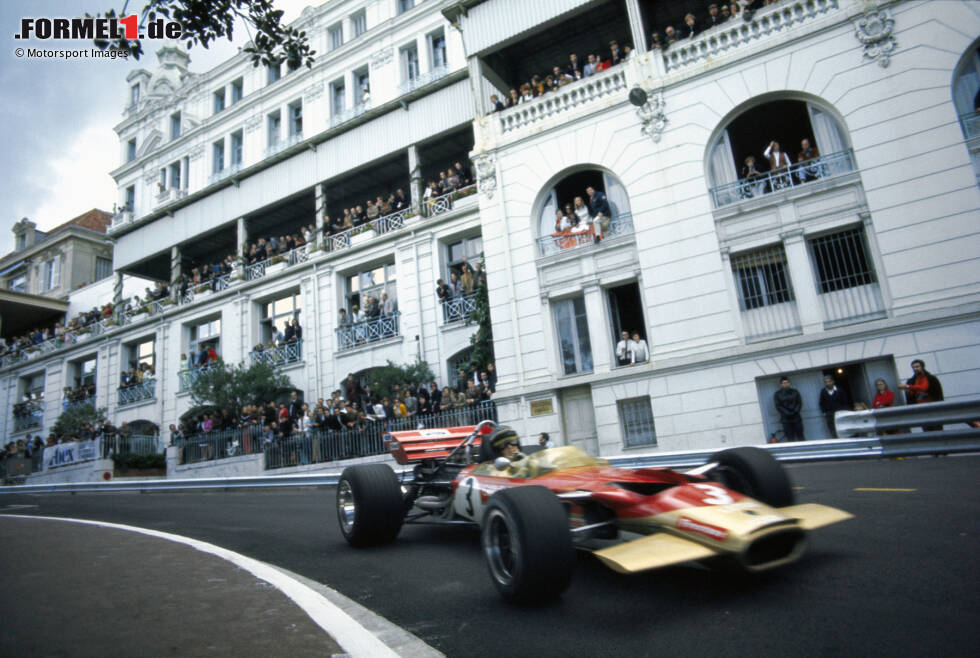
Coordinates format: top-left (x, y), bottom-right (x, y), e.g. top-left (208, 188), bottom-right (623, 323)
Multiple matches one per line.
top-left (709, 447), bottom-right (794, 508)
top-left (481, 486), bottom-right (574, 603)
top-left (336, 464), bottom-right (404, 547)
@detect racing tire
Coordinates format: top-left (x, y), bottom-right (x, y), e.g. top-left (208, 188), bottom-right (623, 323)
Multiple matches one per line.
top-left (336, 464), bottom-right (405, 547)
top-left (481, 486), bottom-right (574, 603)
top-left (709, 447), bottom-right (794, 508)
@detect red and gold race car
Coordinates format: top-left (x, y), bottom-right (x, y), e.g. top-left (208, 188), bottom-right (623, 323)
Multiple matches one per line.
top-left (336, 421), bottom-right (851, 602)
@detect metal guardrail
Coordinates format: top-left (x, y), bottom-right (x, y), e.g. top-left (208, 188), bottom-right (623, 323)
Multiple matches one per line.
top-left (3, 399), bottom-right (978, 495)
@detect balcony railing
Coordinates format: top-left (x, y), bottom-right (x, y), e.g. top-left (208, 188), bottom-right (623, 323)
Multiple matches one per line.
top-left (178, 364), bottom-right (217, 393)
top-left (336, 312), bottom-right (401, 351)
top-left (960, 111), bottom-right (980, 140)
top-left (117, 379), bottom-right (156, 407)
top-left (63, 395), bottom-right (96, 412)
top-left (329, 100), bottom-right (371, 129)
top-left (398, 64), bottom-right (448, 95)
top-left (208, 164), bottom-right (242, 186)
top-left (496, 66), bottom-right (627, 136)
top-left (265, 132), bottom-right (303, 159)
top-left (441, 292), bottom-right (478, 325)
top-left (154, 188), bottom-right (188, 209)
top-left (102, 433), bottom-right (164, 457)
top-left (326, 206), bottom-right (418, 252)
top-left (13, 401), bottom-right (44, 432)
top-left (662, 0), bottom-right (841, 73)
top-left (249, 340), bottom-right (303, 367)
top-left (422, 184), bottom-right (477, 217)
top-left (536, 212), bottom-right (635, 257)
top-left (710, 150), bottom-right (857, 208)
top-left (110, 208), bottom-right (133, 229)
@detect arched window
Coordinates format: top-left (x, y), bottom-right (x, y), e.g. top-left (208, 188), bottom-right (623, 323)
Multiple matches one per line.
top-left (534, 168), bottom-right (632, 256)
top-left (707, 99), bottom-right (854, 207)
top-left (952, 43), bottom-right (980, 179)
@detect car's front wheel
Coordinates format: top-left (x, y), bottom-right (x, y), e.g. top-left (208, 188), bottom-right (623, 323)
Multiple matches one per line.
top-left (336, 464), bottom-right (404, 547)
top-left (481, 486), bottom-right (574, 603)
top-left (709, 446), bottom-right (794, 508)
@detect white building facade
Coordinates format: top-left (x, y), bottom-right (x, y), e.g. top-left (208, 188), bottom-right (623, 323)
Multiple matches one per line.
top-left (2, 0), bottom-right (979, 458)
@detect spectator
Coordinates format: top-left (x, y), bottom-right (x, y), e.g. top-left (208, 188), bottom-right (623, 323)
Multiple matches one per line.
top-left (898, 359), bottom-right (944, 431)
top-left (819, 376), bottom-right (850, 438)
top-left (706, 3), bottom-right (723, 28)
top-left (538, 432), bottom-right (554, 449)
top-left (796, 138), bottom-right (821, 182)
top-left (774, 376), bottom-right (805, 442)
top-left (489, 94), bottom-right (505, 112)
top-left (764, 140), bottom-right (792, 188)
top-left (628, 331), bottom-right (649, 364)
top-left (680, 13), bottom-right (698, 39)
top-left (615, 330), bottom-right (632, 367)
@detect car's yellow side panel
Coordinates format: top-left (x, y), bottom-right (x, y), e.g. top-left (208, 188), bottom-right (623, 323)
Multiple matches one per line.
top-left (593, 533), bottom-right (717, 574)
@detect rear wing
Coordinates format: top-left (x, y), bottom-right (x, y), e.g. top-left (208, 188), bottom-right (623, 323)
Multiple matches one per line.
top-left (385, 424), bottom-right (493, 464)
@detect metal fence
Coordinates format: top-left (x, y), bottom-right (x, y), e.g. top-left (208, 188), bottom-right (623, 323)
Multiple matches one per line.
top-left (960, 111), bottom-right (980, 140)
top-left (422, 184), bottom-right (477, 217)
top-left (335, 312), bottom-right (401, 351)
top-left (730, 244), bottom-right (802, 340)
top-left (101, 434), bottom-right (164, 457)
top-left (178, 364), bottom-right (218, 392)
top-left (13, 402), bottom-right (44, 432)
top-left (249, 340), bottom-right (303, 367)
top-left (808, 226), bottom-right (885, 327)
top-left (117, 379), bottom-right (156, 407)
top-left (536, 212), bottom-right (634, 257)
top-left (441, 293), bottom-right (478, 324)
top-left (710, 149), bottom-right (857, 207)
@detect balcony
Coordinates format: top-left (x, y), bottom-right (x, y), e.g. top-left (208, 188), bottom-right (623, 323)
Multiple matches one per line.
top-left (398, 64), bottom-right (448, 96)
top-left (265, 132), bottom-right (303, 159)
top-left (536, 212), bottom-right (635, 257)
top-left (243, 245), bottom-right (311, 281)
top-left (336, 312), bottom-right (401, 352)
top-left (249, 340), bottom-right (303, 367)
top-left (63, 393), bottom-right (96, 412)
top-left (329, 100), bottom-right (371, 129)
top-left (208, 164), bottom-right (242, 186)
top-left (13, 400), bottom-right (43, 432)
top-left (154, 187), bottom-right (188, 209)
top-left (961, 111), bottom-right (980, 140)
top-left (178, 364), bottom-right (217, 393)
top-left (441, 292), bottom-right (478, 325)
top-left (709, 150), bottom-right (857, 208)
top-left (118, 379), bottom-right (156, 407)
top-left (661, 0), bottom-right (841, 74)
top-left (110, 207), bottom-right (133, 229)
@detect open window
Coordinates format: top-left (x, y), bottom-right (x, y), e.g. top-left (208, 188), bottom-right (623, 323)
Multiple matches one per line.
top-left (535, 167), bottom-right (632, 255)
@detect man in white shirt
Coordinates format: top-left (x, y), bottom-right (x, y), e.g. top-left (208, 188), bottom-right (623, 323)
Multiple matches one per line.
top-left (628, 331), bottom-right (649, 364)
top-left (615, 330), bottom-right (632, 366)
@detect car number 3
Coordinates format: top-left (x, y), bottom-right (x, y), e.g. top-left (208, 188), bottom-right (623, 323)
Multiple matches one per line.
top-left (692, 483), bottom-right (734, 505)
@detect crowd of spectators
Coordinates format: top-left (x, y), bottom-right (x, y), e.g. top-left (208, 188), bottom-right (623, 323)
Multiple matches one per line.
top-left (436, 260), bottom-right (487, 321)
top-left (650, 1), bottom-right (781, 50)
top-left (550, 185), bottom-right (614, 246)
top-left (119, 362), bottom-right (156, 391)
top-left (737, 137), bottom-right (825, 198)
top-left (62, 383), bottom-right (96, 407)
top-left (0, 303), bottom-right (115, 364)
top-left (12, 392), bottom-right (44, 423)
top-left (252, 318), bottom-right (304, 362)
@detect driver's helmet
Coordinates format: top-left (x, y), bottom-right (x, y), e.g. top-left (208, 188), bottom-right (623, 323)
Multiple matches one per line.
top-left (488, 426), bottom-right (520, 458)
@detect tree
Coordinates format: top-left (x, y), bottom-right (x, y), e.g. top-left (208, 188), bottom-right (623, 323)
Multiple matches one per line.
top-left (466, 278), bottom-right (495, 372)
top-left (362, 360), bottom-right (435, 400)
top-left (187, 361), bottom-right (293, 416)
top-left (51, 403), bottom-right (107, 439)
top-left (93, 0), bottom-right (315, 69)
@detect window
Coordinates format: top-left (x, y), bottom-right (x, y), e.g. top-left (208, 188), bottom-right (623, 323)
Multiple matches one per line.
top-left (288, 100), bottom-right (303, 137)
top-left (809, 227), bottom-right (877, 294)
top-left (130, 83), bottom-right (140, 106)
top-left (553, 297), bottom-right (593, 376)
top-left (159, 168), bottom-right (166, 191)
top-left (168, 162), bottom-right (181, 189)
top-left (429, 29), bottom-right (447, 69)
top-left (446, 236), bottom-right (483, 278)
top-left (267, 110), bottom-right (281, 147)
top-left (230, 130), bottom-right (243, 166)
top-left (231, 77), bottom-right (244, 104)
top-left (267, 61), bottom-right (282, 84)
top-left (213, 88), bottom-right (226, 114)
top-left (618, 398), bottom-right (657, 448)
top-left (9, 275), bottom-right (26, 292)
top-left (261, 293), bottom-right (301, 343)
top-left (44, 256), bottom-right (61, 291)
top-left (22, 372), bottom-right (45, 399)
top-left (329, 23), bottom-right (344, 50)
top-left (134, 339), bottom-right (155, 370)
top-left (351, 11), bottom-right (367, 37)
top-left (96, 257), bottom-right (113, 281)
top-left (398, 0), bottom-right (416, 14)
top-left (170, 111), bottom-right (181, 140)
top-left (125, 185), bottom-right (135, 210)
top-left (331, 79), bottom-right (346, 116)
top-left (345, 263), bottom-right (397, 312)
top-left (212, 139), bottom-right (225, 174)
top-left (190, 319), bottom-right (221, 356)
top-left (78, 358), bottom-right (97, 388)
top-left (731, 245), bottom-right (794, 310)
top-left (354, 68), bottom-right (370, 104)
top-left (401, 43), bottom-right (420, 82)
top-left (126, 138), bottom-right (137, 162)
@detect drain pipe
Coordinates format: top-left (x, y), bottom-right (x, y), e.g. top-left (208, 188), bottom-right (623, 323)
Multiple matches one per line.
top-left (311, 261), bottom-right (322, 395)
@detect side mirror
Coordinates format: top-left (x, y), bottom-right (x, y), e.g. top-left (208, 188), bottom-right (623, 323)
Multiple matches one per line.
top-left (494, 457), bottom-right (511, 471)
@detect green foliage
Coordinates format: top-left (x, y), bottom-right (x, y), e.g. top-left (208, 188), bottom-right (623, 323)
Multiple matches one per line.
top-left (467, 278), bottom-right (495, 372)
top-left (188, 360), bottom-right (292, 416)
top-left (93, 0), bottom-right (316, 69)
top-left (51, 403), bottom-right (106, 438)
top-left (113, 453), bottom-right (166, 470)
top-left (362, 360), bottom-right (435, 400)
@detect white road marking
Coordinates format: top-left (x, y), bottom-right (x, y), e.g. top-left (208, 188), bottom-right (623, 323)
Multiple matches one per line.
top-left (1, 514), bottom-right (442, 658)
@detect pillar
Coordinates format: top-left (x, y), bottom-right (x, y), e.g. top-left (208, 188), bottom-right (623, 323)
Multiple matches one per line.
top-left (315, 184), bottom-right (326, 248)
top-left (624, 0), bottom-right (648, 53)
top-left (236, 217), bottom-right (248, 260)
top-left (781, 229), bottom-right (823, 333)
top-left (583, 281), bottom-right (613, 372)
top-left (408, 144), bottom-right (423, 214)
top-left (468, 56), bottom-right (488, 117)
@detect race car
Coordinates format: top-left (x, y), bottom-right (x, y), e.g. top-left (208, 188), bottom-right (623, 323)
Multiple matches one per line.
top-left (335, 421), bottom-right (852, 602)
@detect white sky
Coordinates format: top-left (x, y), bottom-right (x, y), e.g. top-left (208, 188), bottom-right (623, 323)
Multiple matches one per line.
top-left (0, 0), bottom-right (313, 256)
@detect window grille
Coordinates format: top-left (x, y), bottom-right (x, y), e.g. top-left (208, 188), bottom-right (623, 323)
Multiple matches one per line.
top-left (618, 397), bottom-right (657, 448)
top-left (731, 245), bottom-right (794, 310)
top-left (809, 227), bottom-right (876, 293)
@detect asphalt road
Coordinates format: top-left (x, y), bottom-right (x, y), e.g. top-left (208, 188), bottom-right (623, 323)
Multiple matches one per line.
top-left (1, 455), bottom-right (978, 657)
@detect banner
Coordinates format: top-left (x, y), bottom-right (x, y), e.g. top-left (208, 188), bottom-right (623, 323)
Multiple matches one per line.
top-left (43, 439), bottom-right (98, 470)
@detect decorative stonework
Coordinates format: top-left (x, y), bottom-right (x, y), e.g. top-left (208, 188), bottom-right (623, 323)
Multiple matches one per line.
top-left (370, 47), bottom-right (393, 69)
top-left (188, 144), bottom-right (205, 161)
top-left (143, 169), bottom-right (159, 185)
top-left (302, 82), bottom-right (324, 103)
top-left (853, 5), bottom-right (896, 68)
top-left (244, 115), bottom-right (262, 134)
top-left (472, 153), bottom-right (497, 199)
top-left (635, 88), bottom-right (668, 142)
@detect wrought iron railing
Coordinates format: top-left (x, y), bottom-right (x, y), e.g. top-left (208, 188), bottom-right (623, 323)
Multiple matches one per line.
top-left (710, 149), bottom-right (857, 208)
top-left (441, 292), bottom-right (478, 325)
top-left (397, 64), bottom-right (448, 95)
top-left (335, 312), bottom-right (401, 351)
top-left (536, 212), bottom-right (635, 257)
top-left (13, 402), bottom-right (44, 432)
top-left (101, 433), bottom-right (163, 457)
top-left (178, 364), bottom-right (218, 393)
top-left (960, 111), bottom-right (980, 140)
top-left (422, 184), bottom-right (477, 217)
top-left (177, 427), bottom-right (267, 464)
top-left (62, 396), bottom-right (96, 412)
top-left (325, 207), bottom-right (417, 252)
top-left (117, 379), bottom-right (156, 407)
top-left (249, 340), bottom-right (303, 367)
top-left (244, 245), bottom-right (308, 281)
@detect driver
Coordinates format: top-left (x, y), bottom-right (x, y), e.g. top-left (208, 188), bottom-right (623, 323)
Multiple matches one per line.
top-left (488, 426), bottom-right (525, 462)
